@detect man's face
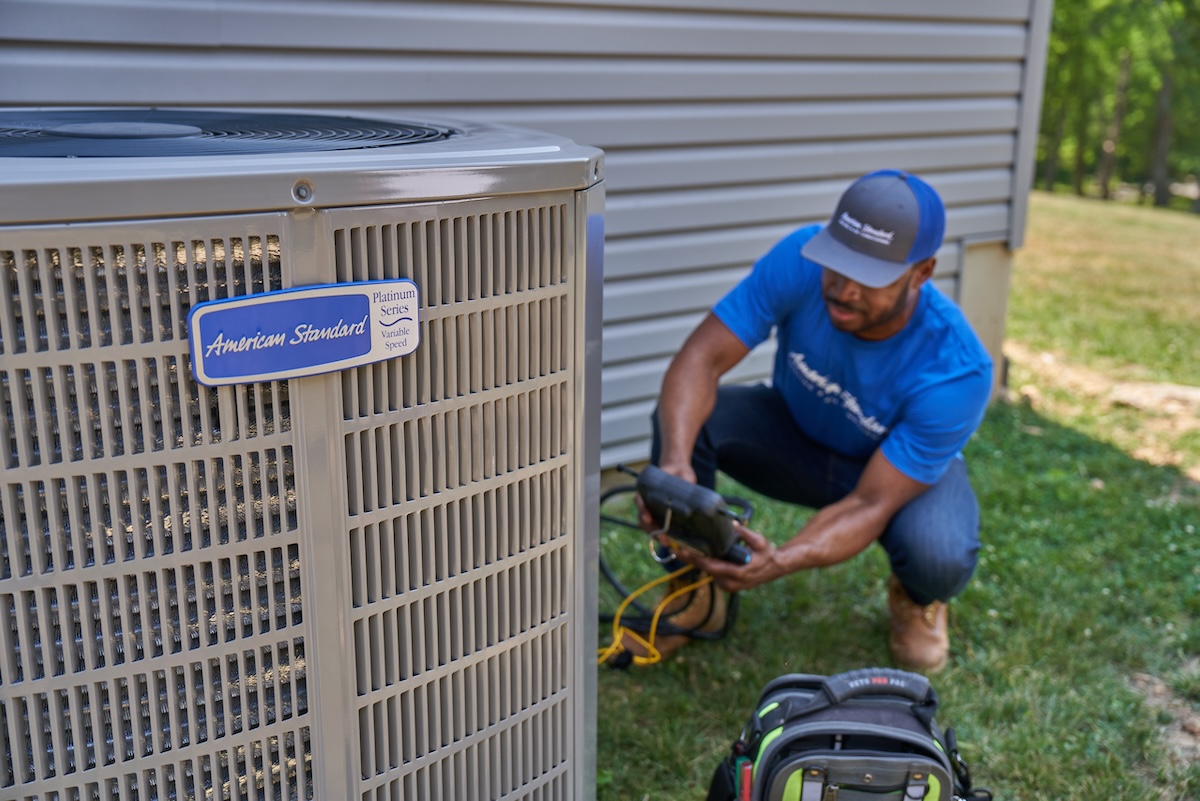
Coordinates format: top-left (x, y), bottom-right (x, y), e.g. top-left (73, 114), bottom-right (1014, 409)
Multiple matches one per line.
top-left (820, 262), bottom-right (928, 340)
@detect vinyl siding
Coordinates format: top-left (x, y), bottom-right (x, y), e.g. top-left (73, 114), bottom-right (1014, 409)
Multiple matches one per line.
top-left (0, 0), bottom-right (1052, 467)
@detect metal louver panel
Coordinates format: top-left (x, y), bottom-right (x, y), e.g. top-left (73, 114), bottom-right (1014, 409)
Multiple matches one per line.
top-left (0, 217), bottom-right (314, 801)
top-left (0, 187), bottom-right (598, 800)
top-left (329, 195), bottom-right (578, 801)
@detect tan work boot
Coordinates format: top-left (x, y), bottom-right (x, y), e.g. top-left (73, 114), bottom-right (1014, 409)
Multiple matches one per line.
top-left (613, 570), bottom-right (727, 664)
top-left (887, 575), bottom-right (949, 673)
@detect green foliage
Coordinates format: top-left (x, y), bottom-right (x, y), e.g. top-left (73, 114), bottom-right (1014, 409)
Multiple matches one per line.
top-left (595, 194), bottom-right (1200, 800)
top-left (1039, 0), bottom-right (1200, 197)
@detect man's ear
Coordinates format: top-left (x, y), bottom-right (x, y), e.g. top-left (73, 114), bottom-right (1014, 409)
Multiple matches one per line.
top-left (911, 257), bottom-right (936, 287)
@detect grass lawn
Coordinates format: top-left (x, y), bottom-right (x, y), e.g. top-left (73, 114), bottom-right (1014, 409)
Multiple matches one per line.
top-left (595, 191), bottom-right (1200, 800)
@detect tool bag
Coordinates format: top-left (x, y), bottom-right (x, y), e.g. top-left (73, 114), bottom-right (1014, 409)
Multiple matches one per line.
top-left (707, 668), bottom-right (992, 801)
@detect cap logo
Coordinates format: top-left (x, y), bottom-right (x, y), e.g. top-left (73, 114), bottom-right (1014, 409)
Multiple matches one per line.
top-left (837, 211), bottom-right (895, 246)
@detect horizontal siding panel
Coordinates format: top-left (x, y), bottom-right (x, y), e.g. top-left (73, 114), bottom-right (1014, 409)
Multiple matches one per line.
top-left (418, 60), bottom-right (1023, 103)
top-left (934, 170), bottom-right (1016, 205)
top-left (603, 357), bottom-right (673, 406)
top-left (601, 343), bottom-right (777, 445)
top-left (602, 348), bottom-right (776, 407)
top-left (2, 0), bottom-right (223, 42)
top-left (604, 169), bottom-right (1014, 237)
top-left (604, 266), bottom-right (750, 323)
top-left (602, 440), bottom-right (656, 471)
top-left (945, 204), bottom-right (1011, 241)
top-left (603, 399), bottom-right (657, 447)
top-left (3, 2), bottom-right (1028, 59)
top-left (603, 224), bottom-right (797, 280)
top-left (397, 99), bottom-right (1020, 151)
top-left (0, 48), bottom-right (1022, 104)
top-left (606, 184), bottom-right (814, 237)
top-left (605, 134), bottom-right (1016, 193)
top-left (469, 0), bottom-right (1034, 22)
top-left (604, 313), bottom-right (707, 364)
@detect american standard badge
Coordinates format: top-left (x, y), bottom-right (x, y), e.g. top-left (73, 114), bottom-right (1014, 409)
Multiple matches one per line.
top-left (187, 279), bottom-right (420, 386)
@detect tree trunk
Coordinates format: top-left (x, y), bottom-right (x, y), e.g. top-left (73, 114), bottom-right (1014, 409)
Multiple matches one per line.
top-left (1150, 69), bottom-right (1174, 207)
top-left (1097, 51), bottom-right (1131, 200)
top-left (1042, 108), bottom-right (1067, 191)
top-left (1071, 93), bottom-right (1091, 196)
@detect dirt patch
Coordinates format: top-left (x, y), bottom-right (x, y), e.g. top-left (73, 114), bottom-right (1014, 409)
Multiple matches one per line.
top-left (1004, 341), bottom-right (1200, 484)
top-left (1130, 665), bottom-right (1200, 765)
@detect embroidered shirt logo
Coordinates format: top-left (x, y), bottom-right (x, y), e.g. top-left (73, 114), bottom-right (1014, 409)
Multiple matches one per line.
top-left (789, 352), bottom-right (889, 439)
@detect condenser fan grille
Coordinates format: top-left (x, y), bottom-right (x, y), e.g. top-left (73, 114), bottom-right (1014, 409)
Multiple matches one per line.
top-left (0, 109), bottom-right (458, 157)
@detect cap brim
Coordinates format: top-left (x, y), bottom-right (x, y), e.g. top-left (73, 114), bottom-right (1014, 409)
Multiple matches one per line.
top-left (800, 227), bottom-right (909, 289)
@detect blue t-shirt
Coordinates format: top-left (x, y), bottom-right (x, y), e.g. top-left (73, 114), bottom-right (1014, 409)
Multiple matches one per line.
top-left (713, 224), bottom-right (993, 484)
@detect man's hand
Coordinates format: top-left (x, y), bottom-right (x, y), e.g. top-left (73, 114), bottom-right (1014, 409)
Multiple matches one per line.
top-left (655, 460), bottom-right (696, 485)
top-left (655, 521), bottom-right (785, 592)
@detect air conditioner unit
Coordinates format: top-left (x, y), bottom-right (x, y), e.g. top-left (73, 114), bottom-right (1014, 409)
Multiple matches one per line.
top-left (0, 108), bottom-right (603, 801)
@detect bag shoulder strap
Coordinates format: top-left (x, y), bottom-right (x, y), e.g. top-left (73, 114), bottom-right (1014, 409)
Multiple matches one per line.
top-left (789, 668), bottom-right (937, 727)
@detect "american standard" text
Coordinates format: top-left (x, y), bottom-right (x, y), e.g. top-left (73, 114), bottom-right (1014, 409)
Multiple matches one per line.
top-left (204, 314), bottom-right (369, 358)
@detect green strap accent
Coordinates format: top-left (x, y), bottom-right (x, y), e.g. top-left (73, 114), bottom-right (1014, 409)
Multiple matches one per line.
top-left (781, 771), bottom-right (803, 801)
top-left (927, 774), bottom-right (941, 800)
top-left (752, 726), bottom-right (783, 782)
top-left (781, 768), bottom-right (824, 801)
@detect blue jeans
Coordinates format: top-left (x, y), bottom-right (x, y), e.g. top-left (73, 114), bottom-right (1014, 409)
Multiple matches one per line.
top-left (651, 383), bottom-right (980, 605)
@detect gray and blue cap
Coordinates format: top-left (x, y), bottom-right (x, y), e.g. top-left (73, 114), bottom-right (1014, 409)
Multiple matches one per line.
top-left (801, 169), bottom-right (946, 288)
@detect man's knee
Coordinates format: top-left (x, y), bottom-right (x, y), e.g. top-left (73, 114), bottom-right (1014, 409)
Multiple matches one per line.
top-left (890, 545), bottom-right (978, 604)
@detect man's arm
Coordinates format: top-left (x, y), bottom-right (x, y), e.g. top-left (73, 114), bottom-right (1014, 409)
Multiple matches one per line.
top-left (678, 448), bottom-right (930, 592)
top-left (655, 313), bottom-right (751, 482)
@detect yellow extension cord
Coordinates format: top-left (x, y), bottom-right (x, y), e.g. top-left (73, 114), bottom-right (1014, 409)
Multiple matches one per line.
top-left (596, 560), bottom-right (713, 667)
